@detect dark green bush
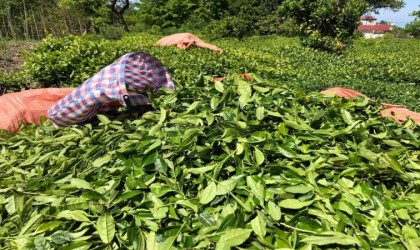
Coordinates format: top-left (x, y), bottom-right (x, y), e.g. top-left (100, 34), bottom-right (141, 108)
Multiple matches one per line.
top-left (23, 35), bottom-right (124, 87)
top-left (0, 72), bottom-right (41, 93)
top-left (280, 0), bottom-right (367, 52)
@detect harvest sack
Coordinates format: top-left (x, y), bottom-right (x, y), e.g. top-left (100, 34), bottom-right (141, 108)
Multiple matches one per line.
top-left (379, 107), bottom-right (420, 124)
top-left (212, 73), bottom-right (254, 82)
top-left (320, 87), bottom-right (369, 99)
top-left (48, 52), bottom-right (174, 127)
top-left (321, 87), bottom-right (420, 124)
top-left (155, 33), bottom-right (223, 53)
top-left (0, 88), bottom-right (75, 132)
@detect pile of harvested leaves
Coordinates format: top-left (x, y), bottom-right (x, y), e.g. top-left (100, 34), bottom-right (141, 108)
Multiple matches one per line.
top-left (0, 75), bottom-right (419, 249)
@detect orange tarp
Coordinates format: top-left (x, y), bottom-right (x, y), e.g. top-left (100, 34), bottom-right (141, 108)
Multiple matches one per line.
top-left (320, 87), bottom-right (368, 99)
top-left (321, 87), bottom-right (420, 124)
top-left (155, 33), bottom-right (223, 53)
top-left (0, 88), bottom-right (75, 132)
top-left (379, 107), bottom-right (420, 124)
top-left (212, 73), bottom-right (253, 82)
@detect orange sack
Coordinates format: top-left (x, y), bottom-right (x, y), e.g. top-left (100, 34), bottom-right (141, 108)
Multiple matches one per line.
top-left (0, 88), bottom-right (75, 132)
top-left (212, 73), bottom-right (254, 82)
top-left (379, 107), bottom-right (420, 124)
top-left (155, 33), bottom-right (223, 53)
top-left (320, 87), bottom-right (368, 99)
top-left (320, 87), bottom-right (420, 124)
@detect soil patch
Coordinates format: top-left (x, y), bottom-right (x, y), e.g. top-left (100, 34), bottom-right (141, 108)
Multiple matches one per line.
top-left (0, 41), bottom-right (36, 74)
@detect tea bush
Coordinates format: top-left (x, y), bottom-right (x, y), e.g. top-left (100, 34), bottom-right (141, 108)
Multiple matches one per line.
top-left (0, 76), bottom-right (419, 249)
top-left (22, 34), bottom-right (420, 110)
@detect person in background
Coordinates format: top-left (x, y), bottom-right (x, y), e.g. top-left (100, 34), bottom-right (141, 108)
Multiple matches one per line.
top-left (48, 51), bottom-right (175, 127)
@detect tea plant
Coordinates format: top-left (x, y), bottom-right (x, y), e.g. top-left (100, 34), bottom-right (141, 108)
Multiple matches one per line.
top-left (0, 75), bottom-right (419, 249)
top-left (22, 35), bottom-right (420, 110)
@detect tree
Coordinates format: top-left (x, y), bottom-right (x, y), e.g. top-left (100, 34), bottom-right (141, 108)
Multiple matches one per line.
top-left (405, 5), bottom-right (420, 37)
top-left (134, 0), bottom-right (285, 38)
top-left (58, 0), bottom-right (109, 32)
top-left (279, 0), bottom-right (405, 52)
top-left (365, 0), bottom-right (404, 12)
top-left (110, 0), bottom-right (130, 32)
top-left (135, 0), bottom-right (202, 30)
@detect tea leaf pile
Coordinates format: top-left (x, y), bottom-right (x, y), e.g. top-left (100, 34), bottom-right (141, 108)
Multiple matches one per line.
top-left (0, 76), bottom-right (419, 249)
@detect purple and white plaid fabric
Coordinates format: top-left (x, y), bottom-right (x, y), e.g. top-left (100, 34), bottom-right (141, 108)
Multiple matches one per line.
top-left (48, 52), bottom-right (174, 127)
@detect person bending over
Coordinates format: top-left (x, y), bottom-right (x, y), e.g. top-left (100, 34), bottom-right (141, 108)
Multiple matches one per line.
top-left (48, 52), bottom-right (174, 127)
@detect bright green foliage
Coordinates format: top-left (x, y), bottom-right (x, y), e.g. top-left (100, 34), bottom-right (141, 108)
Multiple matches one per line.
top-left (405, 5), bottom-right (420, 38)
top-left (279, 0), bottom-right (405, 51)
top-left (0, 0), bottom-right (405, 40)
top-left (0, 0), bottom-right (113, 40)
top-left (405, 20), bottom-right (420, 38)
top-left (280, 0), bottom-right (368, 52)
top-left (0, 75), bottom-right (419, 249)
top-left (22, 34), bottom-right (420, 110)
top-left (134, 0), bottom-right (285, 38)
top-left (22, 35), bottom-right (130, 87)
top-left (58, 0), bottom-right (110, 30)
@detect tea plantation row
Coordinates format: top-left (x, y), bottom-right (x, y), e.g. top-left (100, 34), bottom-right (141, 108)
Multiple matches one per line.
top-left (18, 34), bottom-right (420, 111)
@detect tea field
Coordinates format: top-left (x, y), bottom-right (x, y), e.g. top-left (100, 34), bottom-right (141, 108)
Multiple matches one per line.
top-left (19, 34), bottom-right (420, 110)
top-left (0, 35), bottom-right (419, 249)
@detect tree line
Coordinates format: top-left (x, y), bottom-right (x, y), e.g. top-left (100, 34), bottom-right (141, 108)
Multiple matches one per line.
top-left (0, 0), bottom-right (125, 39)
top-left (1, 0), bottom-right (413, 51)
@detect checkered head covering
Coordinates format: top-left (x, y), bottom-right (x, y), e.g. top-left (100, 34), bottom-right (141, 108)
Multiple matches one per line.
top-left (48, 51), bottom-right (174, 127)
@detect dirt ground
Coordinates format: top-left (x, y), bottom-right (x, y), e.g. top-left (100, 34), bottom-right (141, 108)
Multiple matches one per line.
top-left (0, 41), bottom-right (35, 74)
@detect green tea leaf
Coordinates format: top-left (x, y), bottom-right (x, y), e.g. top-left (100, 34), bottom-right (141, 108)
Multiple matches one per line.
top-left (97, 114), bottom-right (111, 125)
top-left (216, 176), bottom-right (242, 195)
top-left (50, 230), bottom-right (73, 245)
top-left (267, 201), bottom-right (281, 221)
top-left (176, 200), bottom-right (198, 213)
top-left (247, 176), bottom-right (265, 201)
top-left (211, 97), bottom-right (220, 110)
top-left (366, 220), bottom-right (380, 240)
top-left (57, 210), bottom-right (91, 222)
top-left (19, 214), bottom-right (43, 236)
top-left (160, 236), bottom-right (177, 250)
top-left (284, 185), bottom-right (313, 194)
top-left (146, 231), bottom-right (159, 250)
top-left (218, 228), bottom-right (252, 247)
top-left (158, 107), bottom-right (167, 124)
top-left (251, 214), bottom-right (266, 238)
top-left (35, 221), bottom-right (62, 234)
top-left (60, 241), bottom-right (91, 250)
top-left (215, 81), bottom-right (224, 92)
top-left (279, 199), bottom-right (314, 209)
top-left (254, 147), bottom-right (264, 166)
top-left (383, 199), bottom-right (418, 210)
top-left (301, 232), bottom-right (360, 246)
top-left (96, 213), bottom-right (115, 244)
top-left (70, 178), bottom-right (93, 190)
top-left (341, 109), bottom-right (353, 125)
top-left (200, 181), bottom-right (217, 204)
top-left (256, 106), bottom-right (265, 121)
top-left (92, 154), bottom-right (112, 168)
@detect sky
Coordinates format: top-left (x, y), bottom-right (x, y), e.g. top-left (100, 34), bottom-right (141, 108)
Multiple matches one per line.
top-left (373, 0), bottom-right (419, 27)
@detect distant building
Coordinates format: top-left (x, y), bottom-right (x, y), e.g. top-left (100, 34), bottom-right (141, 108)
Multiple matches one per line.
top-left (360, 15), bottom-right (377, 25)
top-left (358, 16), bottom-right (393, 38)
